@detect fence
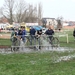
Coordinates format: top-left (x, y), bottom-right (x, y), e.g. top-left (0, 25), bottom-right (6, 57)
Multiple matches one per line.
top-left (58, 34), bottom-right (69, 43)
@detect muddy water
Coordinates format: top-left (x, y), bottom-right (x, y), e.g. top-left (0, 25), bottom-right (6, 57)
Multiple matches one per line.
top-left (54, 54), bottom-right (75, 63)
top-left (0, 47), bottom-right (74, 54)
top-left (0, 39), bottom-right (75, 53)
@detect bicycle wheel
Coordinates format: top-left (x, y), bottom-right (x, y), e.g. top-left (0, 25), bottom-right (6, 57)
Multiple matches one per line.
top-left (51, 37), bottom-right (59, 47)
top-left (11, 37), bottom-right (20, 51)
top-left (25, 36), bottom-right (31, 46)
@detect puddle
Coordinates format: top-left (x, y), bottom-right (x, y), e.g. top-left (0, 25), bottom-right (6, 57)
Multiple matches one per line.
top-left (0, 39), bottom-right (75, 53)
top-left (54, 54), bottom-right (75, 63)
top-left (0, 46), bottom-right (74, 54)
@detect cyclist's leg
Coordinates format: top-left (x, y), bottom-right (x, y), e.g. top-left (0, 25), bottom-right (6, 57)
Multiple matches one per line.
top-left (38, 37), bottom-right (41, 49)
top-left (48, 36), bottom-right (53, 44)
top-left (50, 36), bottom-right (54, 48)
top-left (55, 37), bottom-right (59, 47)
top-left (33, 37), bottom-right (39, 50)
top-left (14, 37), bottom-right (19, 51)
top-left (12, 36), bottom-right (21, 51)
top-left (25, 36), bottom-right (30, 46)
top-left (51, 37), bottom-right (59, 47)
top-left (28, 36), bottom-right (31, 45)
top-left (12, 37), bottom-right (16, 51)
top-left (29, 35), bottom-right (31, 45)
top-left (11, 41), bottom-right (15, 51)
top-left (22, 36), bottom-right (26, 43)
top-left (46, 36), bottom-right (50, 49)
top-left (16, 37), bottom-right (21, 50)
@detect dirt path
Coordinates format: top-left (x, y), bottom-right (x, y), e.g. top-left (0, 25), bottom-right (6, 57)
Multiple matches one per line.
top-left (0, 34), bottom-right (10, 39)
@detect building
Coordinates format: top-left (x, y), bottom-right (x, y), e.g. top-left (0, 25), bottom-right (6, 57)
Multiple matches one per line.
top-left (0, 17), bottom-right (8, 23)
top-left (42, 17), bottom-right (58, 29)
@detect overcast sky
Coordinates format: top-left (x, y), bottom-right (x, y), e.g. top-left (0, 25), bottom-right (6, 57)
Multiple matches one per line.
top-left (0, 0), bottom-right (75, 21)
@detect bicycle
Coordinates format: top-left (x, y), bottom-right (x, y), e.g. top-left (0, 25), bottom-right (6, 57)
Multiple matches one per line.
top-left (11, 36), bottom-right (20, 51)
top-left (25, 35), bottom-right (42, 50)
top-left (47, 35), bottom-right (59, 48)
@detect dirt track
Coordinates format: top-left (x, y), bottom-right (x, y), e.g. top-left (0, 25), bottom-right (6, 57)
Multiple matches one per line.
top-left (0, 34), bottom-right (10, 39)
top-left (63, 25), bottom-right (75, 29)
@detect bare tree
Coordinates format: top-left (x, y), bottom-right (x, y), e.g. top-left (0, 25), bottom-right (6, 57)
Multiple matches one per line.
top-left (2, 0), bottom-right (16, 24)
top-left (15, 0), bottom-right (28, 23)
top-left (27, 4), bottom-right (34, 22)
top-left (0, 7), bottom-right (3, 18)
top-left (15, 0), bottom-right (38, 23)
top-left (57, 16), bottom-right (63, 30)
top-left (38, 2), bottom-right (43, 25)
top-left (25, 4), bottom-right (38, 23)
top-left (1, 0), bottom-right (43, 24)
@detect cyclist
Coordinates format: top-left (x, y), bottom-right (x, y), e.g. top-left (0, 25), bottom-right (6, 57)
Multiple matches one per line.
top-left (29, 26), bottom-right (36, 45)
top-left (45, 26), bottom-right (54, 43)
top-left (36, 29), bottom-right (42, 49)
top-left (73, 28), bottom-right (75, 40)
top-left (11, 28), bottom-right (18, 44)
top-left (18, 27), bottom-right (22, 39)
top-left (21, 26), bottom-right (27, 43)
top-left (18, 26), bottom-right (27, 43)
top-left (10, 28), bottom-right (18, 51)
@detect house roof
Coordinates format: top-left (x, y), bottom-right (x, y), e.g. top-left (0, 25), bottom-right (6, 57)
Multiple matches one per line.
top-left (42, 17), bottom-right (56, 20)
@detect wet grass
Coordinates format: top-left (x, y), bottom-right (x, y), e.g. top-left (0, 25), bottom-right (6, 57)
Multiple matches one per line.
top-left (0, 51), bottom-right (75, 75)
top-left (0, 38), bottom-right (11, 46)
top-left (0, 30), bottom-right (75, 75)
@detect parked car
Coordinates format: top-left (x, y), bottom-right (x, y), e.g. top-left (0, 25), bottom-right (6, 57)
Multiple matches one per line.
top-left (42, 28), bottom-right (48, 34)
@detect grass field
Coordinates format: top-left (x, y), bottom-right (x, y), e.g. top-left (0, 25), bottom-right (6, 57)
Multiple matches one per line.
top-left (55, 30), bottom-right (75, 48)
top-left (0, 38), bottom-right (11, 46)
top-left (0, 30), bottom-right (75, 75)
top-left (0, 51), bottom-right (75, 75)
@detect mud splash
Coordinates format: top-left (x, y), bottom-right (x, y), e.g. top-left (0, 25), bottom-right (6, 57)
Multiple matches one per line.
top-left (0, 39), bottom-right (75, 53)
top-left (54, 54), bottom-right (75, 63)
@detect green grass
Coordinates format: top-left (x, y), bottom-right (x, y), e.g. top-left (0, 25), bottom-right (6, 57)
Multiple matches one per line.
top-left (56, 30), bottom-right (75, 48)
top-left (0, 29), bottom-right (75, 75)
top-left (0, 51), bottom-right (75, 75)
top-left (59, 36), bottom-right (75, 48)
top-left (0, 38), bottom-right (11, 46)
top-left (0, 32), bottom-right (11, 34)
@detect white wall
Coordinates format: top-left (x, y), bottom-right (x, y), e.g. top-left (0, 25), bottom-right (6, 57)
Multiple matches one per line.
top-left (0, 23), bottom-right (9, 29)
top-left (26, 23), bottom-right (38, 26)
top-left (63, 23), bottom-right (69, 26)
